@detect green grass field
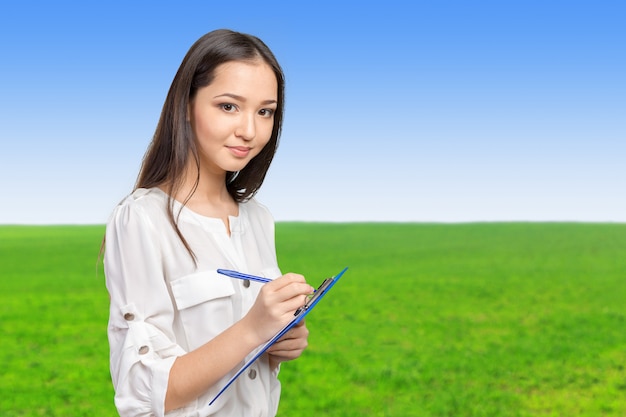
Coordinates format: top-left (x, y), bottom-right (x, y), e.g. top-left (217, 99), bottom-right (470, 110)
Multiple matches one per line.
top-left (1, 223), bottom-right (625, 416)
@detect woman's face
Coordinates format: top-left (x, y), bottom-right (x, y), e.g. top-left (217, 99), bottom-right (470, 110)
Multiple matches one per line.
top-left (188, 59), bottom-right (278, 176)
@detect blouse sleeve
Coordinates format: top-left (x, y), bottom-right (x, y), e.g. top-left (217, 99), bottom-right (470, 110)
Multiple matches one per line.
top-left (104, 198), bottom-right (187, 417)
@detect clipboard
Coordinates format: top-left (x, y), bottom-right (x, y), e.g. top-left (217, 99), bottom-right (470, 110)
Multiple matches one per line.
top-left (209, 266), bottom-right (348, 406)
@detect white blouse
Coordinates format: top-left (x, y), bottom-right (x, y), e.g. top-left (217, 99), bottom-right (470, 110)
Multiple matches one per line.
top-left (104, 187), bottom-right (282, 417)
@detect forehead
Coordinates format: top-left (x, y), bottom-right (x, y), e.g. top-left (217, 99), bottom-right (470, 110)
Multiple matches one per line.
top-left (209, 60), bottom-right (278, 99)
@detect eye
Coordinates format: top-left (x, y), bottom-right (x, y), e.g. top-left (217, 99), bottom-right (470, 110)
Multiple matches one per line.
top-left (259, 108), bottom-right (275, 118)
top-left (220, 103), bottom-right (237, 113)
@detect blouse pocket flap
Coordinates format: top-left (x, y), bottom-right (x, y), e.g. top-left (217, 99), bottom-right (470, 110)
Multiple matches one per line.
top-left (170, 270), bottom-right (235, 310)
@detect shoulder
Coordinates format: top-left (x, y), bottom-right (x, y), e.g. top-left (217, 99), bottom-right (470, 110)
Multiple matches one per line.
top-left (239, 198), bottom-right (276, 240)
top-left (241, 197), bottom-right (274, 223)
top-left (107, 187), bottom-right (169, 229)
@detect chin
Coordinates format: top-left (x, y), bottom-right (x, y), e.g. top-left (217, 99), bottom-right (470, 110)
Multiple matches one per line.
top-left (222, 161), bottom-right (251, 173)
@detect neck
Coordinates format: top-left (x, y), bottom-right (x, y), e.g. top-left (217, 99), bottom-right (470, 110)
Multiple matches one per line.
top-left (174, 160), bottom-right (239, 224)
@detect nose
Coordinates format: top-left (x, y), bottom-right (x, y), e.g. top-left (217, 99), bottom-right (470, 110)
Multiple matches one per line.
top-left (235, 113), bottom-right (256, 141)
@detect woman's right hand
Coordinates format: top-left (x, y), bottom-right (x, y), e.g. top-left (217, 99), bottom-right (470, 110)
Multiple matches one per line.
top-left (242, 273), bottom-right (314, 345)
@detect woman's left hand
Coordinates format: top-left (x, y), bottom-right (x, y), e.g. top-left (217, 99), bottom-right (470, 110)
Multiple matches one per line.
top-left (267, 320), bottom-right (309, 369)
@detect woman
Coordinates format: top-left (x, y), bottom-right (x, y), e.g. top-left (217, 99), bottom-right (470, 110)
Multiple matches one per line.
top-left (104, 29), bottom-right (314, 416)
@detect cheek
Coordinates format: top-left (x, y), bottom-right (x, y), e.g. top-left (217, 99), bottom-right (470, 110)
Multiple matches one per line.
top-left (193, 117), bottom-right (226, 143)
top-left (259, 122), bottom-right (275, 145)
top-left (256, 129), bottom-right (274, 153)
top-left (252, 139), bottom-right (271, 159)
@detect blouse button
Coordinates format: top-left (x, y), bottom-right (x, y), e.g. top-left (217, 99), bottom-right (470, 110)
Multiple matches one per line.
top-left (138, 346), bottom-right (150, 355)
top-left (243, 279), bottom-right (251, 288)
top-left (123, 313), bottom-right (135, 321)
top-left (248, 369), bottom-right (257, 379)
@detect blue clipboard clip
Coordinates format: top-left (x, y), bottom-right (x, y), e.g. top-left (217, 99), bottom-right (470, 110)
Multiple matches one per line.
top-left (209, 267), bottom-right (348, 406)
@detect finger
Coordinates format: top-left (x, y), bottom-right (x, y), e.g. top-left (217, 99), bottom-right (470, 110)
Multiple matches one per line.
top-left (279, 296), bottom-right (312, 317)
top-left (274, 323), bottom-right (309, 344)
top-left (268, 353), bottom-right (296, 363)
top-left (283, 322), bottom-right (308, 337)
top-left (267, 282), bottom-right (315, 303)
top-left (268, 336), bottom-right (308, 354)
top-left (269, 273), bottom-right (309, 290)
top-left (267, 350), bottom-right (302, 362)
top-left (259, 293), bottom-right (310, 323)
top-left (268, 347), bottom-right (306, 361)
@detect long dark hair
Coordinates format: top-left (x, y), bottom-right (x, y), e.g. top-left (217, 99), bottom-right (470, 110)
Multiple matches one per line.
top-left (136, 29), bottom-right (285, 260)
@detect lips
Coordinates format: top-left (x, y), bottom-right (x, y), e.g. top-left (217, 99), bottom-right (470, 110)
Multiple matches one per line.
top-left (227, 146), bottom-right (251, 157)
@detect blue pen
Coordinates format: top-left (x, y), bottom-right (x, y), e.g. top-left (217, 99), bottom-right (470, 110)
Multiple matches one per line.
top-left (217, 269), bottom-right (272, 284)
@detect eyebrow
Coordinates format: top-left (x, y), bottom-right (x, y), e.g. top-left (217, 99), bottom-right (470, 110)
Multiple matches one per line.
top-left (213, 93), bottom-right (277, 105)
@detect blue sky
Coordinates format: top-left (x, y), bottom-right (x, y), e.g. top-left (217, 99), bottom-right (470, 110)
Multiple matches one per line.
top-left (1, 0), bottom-right (624, 223)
